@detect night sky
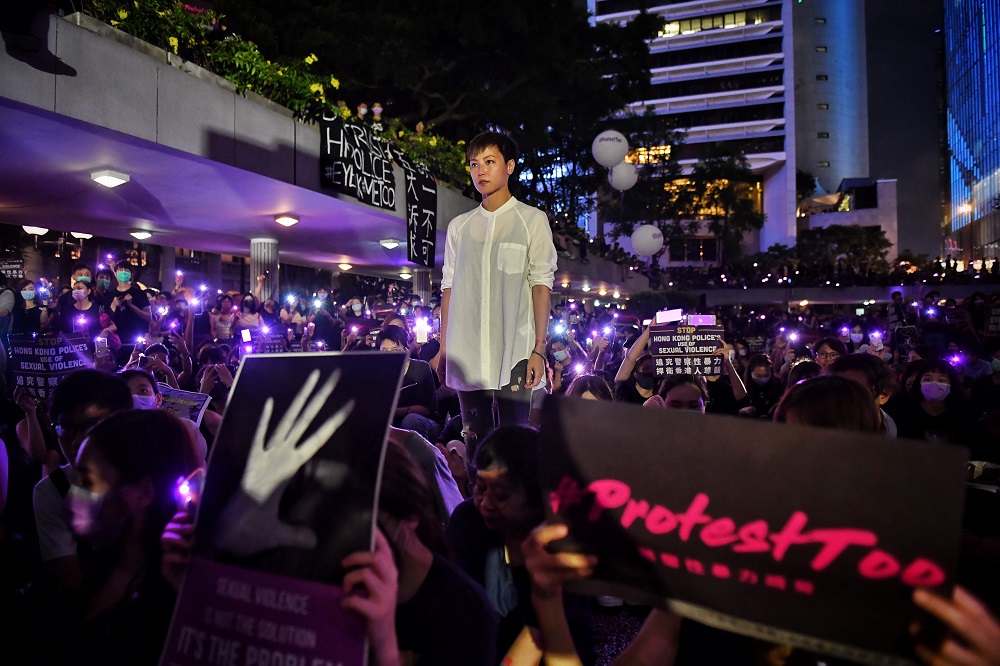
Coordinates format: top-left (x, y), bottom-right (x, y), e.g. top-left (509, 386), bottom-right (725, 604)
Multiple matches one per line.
top-left (865, 0), bottom-right (947, 258)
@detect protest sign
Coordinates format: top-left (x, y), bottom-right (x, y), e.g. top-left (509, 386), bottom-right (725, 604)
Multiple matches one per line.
top-left (987, 304), bottom-right (1000, 335)
top-left (158, 384), bottom-right (212, 426)
top-left (539, 398), bottom-right (967, 665)
top-left (9, 333), bottom-right (92, 399)
top-left (0, 258), bottom-right (24, 280)
top-left (320, 117), bottom-right (396, 210)
top-left (745, 336), bottom-right (766, 354)
top-left (393, 146), bottom-right (438, 268)
top-left (649, 324), bottom-right (725, 376)
top-left (161, 352), bottom-right (407, 666)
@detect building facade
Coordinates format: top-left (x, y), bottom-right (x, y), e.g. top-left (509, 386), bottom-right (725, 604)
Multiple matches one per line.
top-left (944, 0), bottom-right (1000, 261)
top-left (589, 0), bottom-right (871, 260)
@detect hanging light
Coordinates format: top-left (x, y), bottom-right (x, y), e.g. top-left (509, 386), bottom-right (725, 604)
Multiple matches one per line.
top-left (130, 229), bottom-right (152, 240)
top-left (380, 238), bottom-right (401, 249)
top-left (70, 232), bottom-right (93, 239)
top-left (22, 226), bottom-right (49, 235)
top-left (338, 263), bottom-right (353, 271)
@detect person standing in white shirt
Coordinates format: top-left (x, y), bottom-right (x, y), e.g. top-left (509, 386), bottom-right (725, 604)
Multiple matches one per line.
top-left (438, 131), bottom-right (558, 476)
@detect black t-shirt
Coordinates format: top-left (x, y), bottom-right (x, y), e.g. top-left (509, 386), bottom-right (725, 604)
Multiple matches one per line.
top-left (110, 285), bottom-right (150, 342)
top-left (311, 308), bottom-right (343, 347)
top-left (395, 554), bottom-right (497, 666)
top-left (396, 359), bottom-right (438, 418)
top-left (615, 378), bottom-right (650, 404)
top-left (706, 375), bottom-right (741, 415)
top-left (11, 305), bottom-right (42, 335)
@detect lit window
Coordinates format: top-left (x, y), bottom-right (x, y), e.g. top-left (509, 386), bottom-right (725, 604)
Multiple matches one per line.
top-left (816, 46), bottom-right (828, 52)
top-left (817, 132), bottom-right (830, 139)
top-left (816, 74), bottom-right (829, 81)
top-left (818, 161), bottom-right (831, 167)
top-left (817, 103), bottom-right (829, 110)
top-left (815, 17), bottom-right (827, 24)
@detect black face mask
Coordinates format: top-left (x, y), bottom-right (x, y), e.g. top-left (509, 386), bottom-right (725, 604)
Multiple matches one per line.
top-left (635, 372), bottom-right (659, 390)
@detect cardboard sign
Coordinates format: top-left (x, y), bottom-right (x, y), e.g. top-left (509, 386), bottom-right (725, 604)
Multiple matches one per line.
top-left (320, 117), bottom-right (396, 210)
top-left (161, 352), bottom-right (407, 666)
top-left (9, 333), bottom-right (92, 399)
top-left (539, 398), bottom-right (967, 665)
top-left (649, 324), bottom-right (725, 376)
top-left (393, 146), bottom-right (437, 269)
top-left (158, 384), bottom-right (212, 426)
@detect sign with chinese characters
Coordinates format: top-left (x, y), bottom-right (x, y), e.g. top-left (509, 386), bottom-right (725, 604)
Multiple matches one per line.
top-left (539, 398), bottom-right (967, 666)
top-left (319, 118), bottom-right (396, 210)
top-left (0, 259), bottom-right (25, 280)
top-left (392, 147), bottom-right (437, 268)
top-left (9, 333), bottom-right (92, 399)
top-left (649, 324), bottom-right (725, 376)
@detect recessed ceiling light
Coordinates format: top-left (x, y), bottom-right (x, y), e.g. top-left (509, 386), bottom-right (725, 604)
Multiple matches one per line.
top-left (70, 232), bottom-right (93, 240)
top-left (91, 169), bottom-right (130, 188)
top-left (130, 230), bottom-right (152, 240)
top-left (275, 214), bottom-right (299, 227)
top-left (581, 285), bottom-right (591, 292)
top-left (338, 263), bottom-right (353, 271)
top-left (380, 238), bottom-right (401, 250)
top-left (613, 291), bottom-right (621, 299)
top-left (598, 289), bottom-right (607, 296)
top-left (22, 226), bottom-right (49, 235)
top-left (399, 271), bottom-right (412, 279)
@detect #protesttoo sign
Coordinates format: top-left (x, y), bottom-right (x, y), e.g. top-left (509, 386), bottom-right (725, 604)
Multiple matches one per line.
top-left (161, 352), bottom-right (407, 666)
top-left (539, 398), bottom-right (967, 665)
top-left (649, 324), bottom-right (725, 376)
top-left (320, 117), bottom-right (396, 210)
top-left (9, 333), bottom-right (92, 399)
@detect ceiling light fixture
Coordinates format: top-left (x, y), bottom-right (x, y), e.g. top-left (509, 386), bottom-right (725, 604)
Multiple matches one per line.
top-left (22, 226), bottom-right (49, 235)
top-left (380, 238), bottom-right (401, 250)
top-left (70, 232), bottom-right (93, 240)
top-left (581, 285), bottom-right (591, 292)
top-left (612, 291), bottom-right (621, 299)
top-left (275, 214), bottom-right (299, 227)
top-left (399, 271), bottom-right (412, 279)
top-left (129, 229), bottom-right (152, 240)
top-left (338, 263), bottom-right (353, 271)
top-left (91, 169), bottom-right (130, 188)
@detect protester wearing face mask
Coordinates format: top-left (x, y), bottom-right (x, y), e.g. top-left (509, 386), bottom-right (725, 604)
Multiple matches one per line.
top-left (280, 294), bottom-right (309, 340)
top-left (11, 278), bottom-right (50, 336)
top-left (309, 287), bottom-right (343, 350)
top-left (615, 353), bottom-right (659, 404)
top-left (120, 369), bottom-right (207, 461)
top-left (58, 278), bottom-right (103, 340)
top-left (739, 354), bottom-right (783, 418)
top-left (51, 263), bottom-right (92, 331)
top-left (891, 358), bottom-right (981, 445)
top-left (233, 291), bottom-right (262, 337)
top-left (14, 409), bottom-right (201, 665)
top-left (547, 336), bottom-right (583, 395)
top-left (108, 261), bottom-right (152, 362)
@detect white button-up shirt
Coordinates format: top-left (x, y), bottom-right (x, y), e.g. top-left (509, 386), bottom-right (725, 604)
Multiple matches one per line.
top-left (441, 196), bottom-right (557, 391)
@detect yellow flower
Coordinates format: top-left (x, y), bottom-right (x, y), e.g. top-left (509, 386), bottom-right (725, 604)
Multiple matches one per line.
top-left (309, 82), bottom-right (324, 95)
top-left (118, 9), bottom-right (128, 19)
top-left (110, 19), bottom-right (119, 25)
top-left (329, 76), bottom-right (340, 89)
top-left (465, 165), bottom-right (472, 173)
top-left (457, 140), bottom-right (466, 146)
top-left (429, 137), bottom-right (438, 147)
top-left (304, 53), bottom-right (317, 65)
top-left (168, 36), bottom-right (179, 54)
top-left (398, 130), bottom-right (405, 137)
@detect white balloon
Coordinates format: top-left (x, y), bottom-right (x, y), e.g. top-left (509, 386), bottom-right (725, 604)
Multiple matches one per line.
top-left (631, 224), bottom-right (664, 257)
top-left (609, 162), bottom-right (638, 191)
top-left (592, 130), bottom-right (629, 168)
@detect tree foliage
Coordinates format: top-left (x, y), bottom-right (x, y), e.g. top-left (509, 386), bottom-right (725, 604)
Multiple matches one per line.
top-left (796, 224), bottom-right (893, 272)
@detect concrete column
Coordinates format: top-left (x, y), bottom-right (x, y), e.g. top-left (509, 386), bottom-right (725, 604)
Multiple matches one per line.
top-left (250, 238), bottom-right (280, 302)
top-left (413, 268), bottom-right (432, 303)
top-left (159, 246), bottom-right (176, 292)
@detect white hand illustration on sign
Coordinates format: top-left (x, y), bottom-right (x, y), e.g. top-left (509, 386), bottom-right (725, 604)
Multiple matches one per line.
top-left (214, 369), bottom-right (355, 556)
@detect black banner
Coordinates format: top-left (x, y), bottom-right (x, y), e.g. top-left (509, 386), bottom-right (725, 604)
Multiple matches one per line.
top-left (392, 147), bottom-right (438, 269)
top-left (9, 333), bottom-right (92, 399)
top-left (540, 398), bottom-right (967, 665)
top-left (649, 324), bottom-right (725, 376)
top-left (320, 118), bottom-right (396, 210)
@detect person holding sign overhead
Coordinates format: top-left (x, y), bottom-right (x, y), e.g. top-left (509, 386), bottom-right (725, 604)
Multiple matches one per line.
top-left (438, 130), bottom-right (558, 473)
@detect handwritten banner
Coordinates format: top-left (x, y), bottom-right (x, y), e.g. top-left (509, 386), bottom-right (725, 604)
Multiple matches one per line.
top-left (320, 118), bottom-right (396, 210)
top-left (393, 147), bottom-right (438, 268)
top-left (649, 324), bottom-right (724, 376)
top-left (158, 384), bottom-right (212, 426)
top-left (539, 398), bottom-right (967, 665)
top-left (9, 333), bottom-right (92, 399)
top-left (161, 352), bottom-right (406, 666)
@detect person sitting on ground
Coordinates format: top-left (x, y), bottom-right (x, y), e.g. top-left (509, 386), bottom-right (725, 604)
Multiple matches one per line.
top-left (889, 358), bottom-right (982, 445)
top-left (827, 353), bottom-right (898, 437)
top-left (119, 369), bottom-right (208, 462)
top-left (812, 336), bottom-right (848, 372)
top-left (739, 354), bottom-right (782, 419)
top-left (378, 325), bottom-right (440, 443)
top-left (565, 373), bottom-right (613, 401)
top-left (643, 373), bottom-right (708, 412)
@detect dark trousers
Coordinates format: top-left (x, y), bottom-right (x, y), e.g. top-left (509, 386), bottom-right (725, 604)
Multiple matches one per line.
top-left (458, 361), bottom-right (532, 480)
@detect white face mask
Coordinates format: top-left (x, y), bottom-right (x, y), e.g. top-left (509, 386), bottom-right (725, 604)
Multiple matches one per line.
top-left (738, 349), bottom-right (747, 357)
top-left (132, 394), bottom-right (158, 410)
top-left (752, 375), bottom-right (770, 386)
top-left (850, 333), bottom-right (864, 344)
top-left (920, 381), bottom-right (951, 402)
top-left (66, 485), bottom-right (104, 536)
top-left (553, 350), bottom-right (569, 362)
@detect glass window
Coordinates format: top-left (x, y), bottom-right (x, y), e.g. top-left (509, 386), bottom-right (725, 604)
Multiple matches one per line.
top-left (818, 161), bottom-right (831, 167)
top-left (817, 103), bottom-right (829, 110)
top-left (817, 132), bottom-right (830, 139)
top-left (816, 74), bottom-right (829, 81)
top-left (815, 17), bottom-right (827, 24)
top-left (816, 46), bottom-right (828, 52)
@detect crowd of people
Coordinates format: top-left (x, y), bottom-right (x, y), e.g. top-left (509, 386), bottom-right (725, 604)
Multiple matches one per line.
top-left (1, 125), bottom-right (998, 665)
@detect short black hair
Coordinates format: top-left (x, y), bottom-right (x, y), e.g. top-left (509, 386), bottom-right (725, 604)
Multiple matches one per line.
top-left (50, 369), bottom-right (133, 424)
top-left (466, 130), bottom-right (519, 165)
top-left (475, 425), bottom-right (543, 517)
top-left (376, 324), bottom-right (408, 349)
top-left (828, 353), bottom-right (896, 398)
top-left (119, 369), bottom-right (161, 395)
